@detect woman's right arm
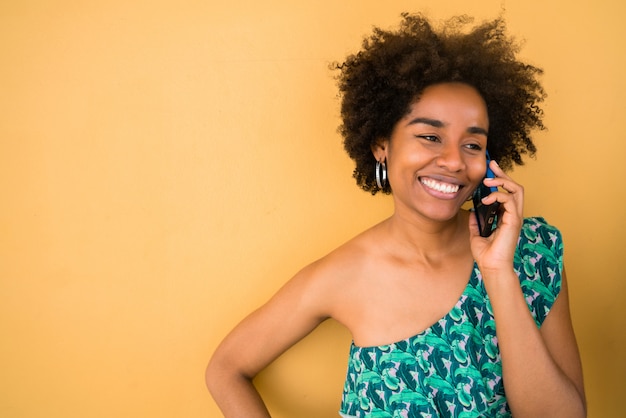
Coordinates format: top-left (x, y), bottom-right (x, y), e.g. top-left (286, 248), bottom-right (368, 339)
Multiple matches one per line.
top-left (205, 262), bottom-right (333, 417)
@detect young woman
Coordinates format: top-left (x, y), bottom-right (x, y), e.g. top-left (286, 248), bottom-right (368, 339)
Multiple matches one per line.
top-left (206, 14), bottom-right (586, 417)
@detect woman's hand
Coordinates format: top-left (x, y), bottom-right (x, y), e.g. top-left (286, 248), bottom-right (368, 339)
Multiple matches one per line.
top-left (468, 160), bottom-right (524, 274)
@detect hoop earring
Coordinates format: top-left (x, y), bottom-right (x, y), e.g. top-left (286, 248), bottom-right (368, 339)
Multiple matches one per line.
top-left (375, 160), bottom-right (387, 189)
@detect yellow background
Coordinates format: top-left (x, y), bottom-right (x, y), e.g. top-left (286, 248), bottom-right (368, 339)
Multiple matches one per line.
top-left (1, 1), bottom-right (624, 417)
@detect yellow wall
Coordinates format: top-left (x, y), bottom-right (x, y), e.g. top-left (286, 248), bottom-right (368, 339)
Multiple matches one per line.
top-left (1, 1), bottom-right (624, 417)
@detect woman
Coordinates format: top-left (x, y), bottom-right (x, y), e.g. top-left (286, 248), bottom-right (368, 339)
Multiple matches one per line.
top-left (206, 14), bottom-right (586, 417)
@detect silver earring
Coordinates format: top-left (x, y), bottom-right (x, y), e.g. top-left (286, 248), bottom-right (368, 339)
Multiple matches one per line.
top-left (375, 160), bottom-right (387, 189)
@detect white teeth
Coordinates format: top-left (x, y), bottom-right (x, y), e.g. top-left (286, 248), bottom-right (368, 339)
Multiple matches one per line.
top-left (421, 178), bottom-right (460, 194)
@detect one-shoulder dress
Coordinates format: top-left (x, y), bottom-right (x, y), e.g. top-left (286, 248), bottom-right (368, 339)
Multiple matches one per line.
top-left (339, 217), bottom-right (564, 418)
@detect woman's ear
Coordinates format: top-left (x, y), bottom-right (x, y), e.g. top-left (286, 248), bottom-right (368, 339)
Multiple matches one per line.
top-left (371, 138), bottom-right (389, 162)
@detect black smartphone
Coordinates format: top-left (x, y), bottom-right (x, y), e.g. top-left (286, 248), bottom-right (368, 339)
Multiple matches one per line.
top-left (473, 153), bottom-right (500, 237)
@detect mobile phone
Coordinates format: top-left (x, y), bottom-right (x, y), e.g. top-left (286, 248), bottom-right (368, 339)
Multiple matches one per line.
top-left (473, 152), bottom-right (500, 237)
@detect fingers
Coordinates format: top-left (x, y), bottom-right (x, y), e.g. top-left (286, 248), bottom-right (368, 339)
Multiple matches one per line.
top-left (484, 160), bottom-right (523, 194)
top-left (467, 207), bottom-right (482, 239)
top-left (480, 160), bottom-right (524, 216)
top-left (483, 177), bottom-right (524, 198)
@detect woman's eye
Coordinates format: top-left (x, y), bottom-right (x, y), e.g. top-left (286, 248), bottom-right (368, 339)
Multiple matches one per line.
top-left (418, 135), bottom-right (440, 142)
top-left (465, 143), bottom-right (483, 151)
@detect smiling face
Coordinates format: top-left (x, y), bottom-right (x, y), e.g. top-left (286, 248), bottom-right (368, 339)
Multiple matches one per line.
top-left (372, 82), bottom-right (489, 224)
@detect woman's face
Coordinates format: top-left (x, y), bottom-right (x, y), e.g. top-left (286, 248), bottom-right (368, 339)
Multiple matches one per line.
top-left (374, 82), bottom-right (489, 224)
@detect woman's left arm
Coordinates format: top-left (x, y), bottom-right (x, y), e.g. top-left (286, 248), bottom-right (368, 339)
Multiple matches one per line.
top-left (539, 268), bottom-right (586, 409)
top-left (470, 160), bottom-right (586, 418)
top-left (481, 266), bottom-right (586, 417)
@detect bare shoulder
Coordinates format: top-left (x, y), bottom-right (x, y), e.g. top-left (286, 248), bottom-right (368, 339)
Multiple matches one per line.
top-left (293, 222), bottom-right (383, 317)
top-left (318, 220), bottom-right (383, 270)
top-left (312, 224), bottom-right (379, 276)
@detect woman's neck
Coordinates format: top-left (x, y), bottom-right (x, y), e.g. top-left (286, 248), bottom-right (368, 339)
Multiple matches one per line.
top-left (380, 210), bottom-right (471, 267)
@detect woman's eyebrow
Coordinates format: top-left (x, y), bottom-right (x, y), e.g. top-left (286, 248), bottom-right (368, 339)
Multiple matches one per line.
top-left (406, 117), bottom-right (444, 128)
top-left (468, 126), bottom-right (489, 136)
top-left (406, 117), bottom-right (488, 136)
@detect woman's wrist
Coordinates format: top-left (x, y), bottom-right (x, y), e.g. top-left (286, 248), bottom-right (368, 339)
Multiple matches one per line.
top-left (479, 266), bottom-right (520, 295)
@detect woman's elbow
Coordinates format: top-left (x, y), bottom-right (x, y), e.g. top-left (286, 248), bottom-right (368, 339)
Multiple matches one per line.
top-left (205, 353), bottom-right (228, 396)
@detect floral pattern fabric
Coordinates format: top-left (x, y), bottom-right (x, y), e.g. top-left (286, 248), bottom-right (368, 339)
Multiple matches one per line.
top-left (339, 217), bottom-right (563, 417)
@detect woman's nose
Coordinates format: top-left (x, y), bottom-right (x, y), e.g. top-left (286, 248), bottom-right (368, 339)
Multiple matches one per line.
top-left (436, 146), bottom-right (465, 172)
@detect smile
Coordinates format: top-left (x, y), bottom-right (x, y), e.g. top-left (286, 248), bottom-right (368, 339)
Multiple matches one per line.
top-left (420, 178), bottom-right (460, 194)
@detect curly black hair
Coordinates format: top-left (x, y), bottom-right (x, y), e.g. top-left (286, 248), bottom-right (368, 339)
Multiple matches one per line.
top-left (334, 13), bottom-right (546, 194)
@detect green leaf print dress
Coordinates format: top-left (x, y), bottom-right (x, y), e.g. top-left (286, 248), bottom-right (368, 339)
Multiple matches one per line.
top-left (339, 217), bottom-right (564, 418)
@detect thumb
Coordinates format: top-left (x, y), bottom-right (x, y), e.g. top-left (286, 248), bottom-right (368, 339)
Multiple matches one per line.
top-left (468, 209), bottom-right (481, 239)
